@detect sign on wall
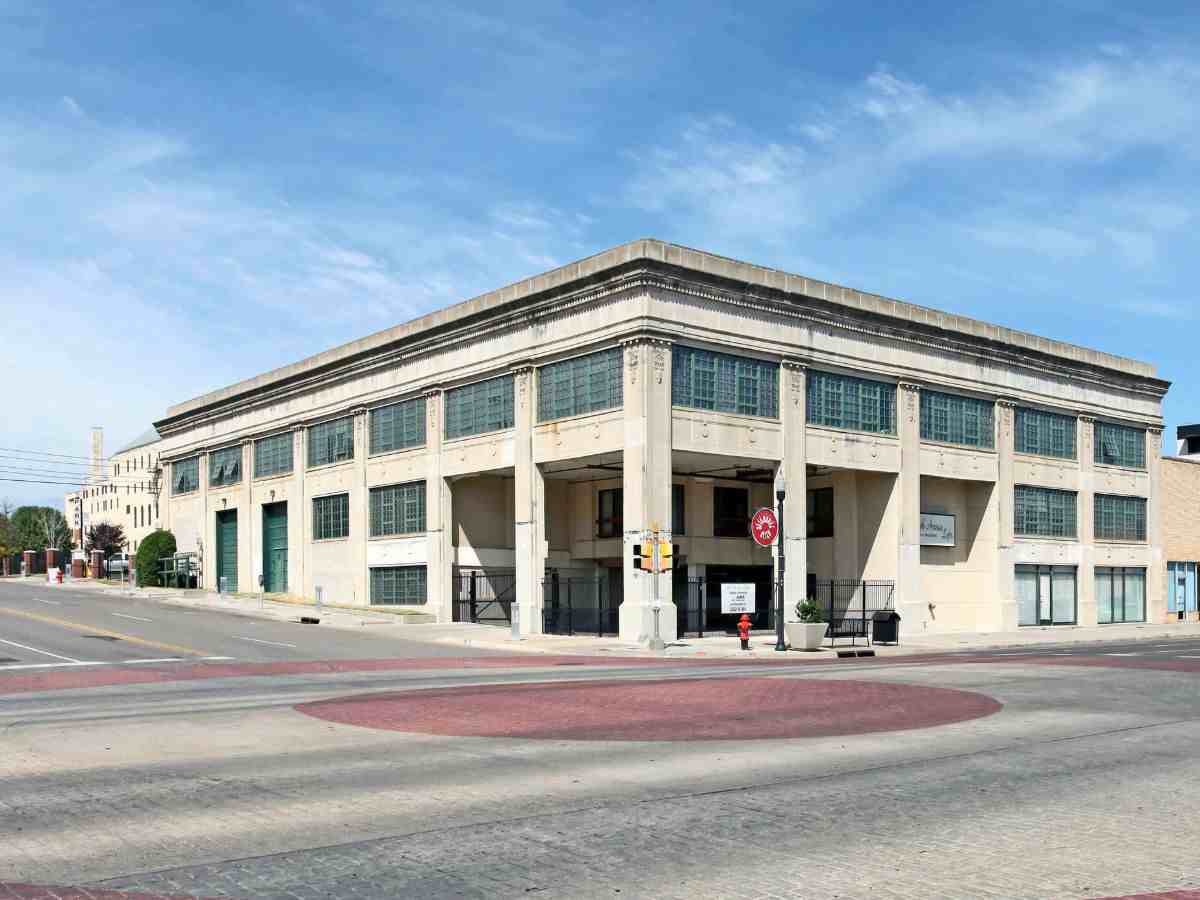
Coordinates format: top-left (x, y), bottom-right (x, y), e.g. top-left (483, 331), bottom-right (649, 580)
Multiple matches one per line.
top-left (920, 513), bottom-right (956, 547)
top-left (721, 583), bottom-right (756, 614)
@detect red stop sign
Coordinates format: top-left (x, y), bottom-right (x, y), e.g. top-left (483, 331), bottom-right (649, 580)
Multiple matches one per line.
top-left (750, 507), bottom-right (778, 546)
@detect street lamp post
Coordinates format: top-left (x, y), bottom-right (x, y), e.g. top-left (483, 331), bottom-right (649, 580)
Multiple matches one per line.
top-left (775, 488), bottom-right (787, 651)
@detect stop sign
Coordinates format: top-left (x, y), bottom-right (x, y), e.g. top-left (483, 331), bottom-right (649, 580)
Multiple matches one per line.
top-left (750, 507), bottom-right (778, 546)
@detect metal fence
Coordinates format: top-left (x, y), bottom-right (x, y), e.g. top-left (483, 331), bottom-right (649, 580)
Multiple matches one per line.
top-left (676, 577), bottom-right (776, 636)
top-left (810, 578), bottom-right (896, 645)
top-left (542, 575), bottom-right (621, 636)
top-left (453, 569), bottom-right (515, 625)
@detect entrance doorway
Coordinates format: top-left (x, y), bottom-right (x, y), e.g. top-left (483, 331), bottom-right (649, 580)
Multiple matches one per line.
top-left (262, 502), bottom-right (288, 593)
top-left (215, 509), bottom-right (238, 592)
top-left (678, 565), bottom-right (774, 635)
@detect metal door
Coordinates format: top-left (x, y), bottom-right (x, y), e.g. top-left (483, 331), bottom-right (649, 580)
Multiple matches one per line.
top-left (262, 502), bottom-right (288, 593)
top-left (215, 510), bottom-right (238, 592)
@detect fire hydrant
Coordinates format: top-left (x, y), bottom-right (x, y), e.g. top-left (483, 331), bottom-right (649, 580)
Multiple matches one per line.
top-left (737, 613), bottom-right (752, 651)
top-left (55, 569), bottom-right (64, 584)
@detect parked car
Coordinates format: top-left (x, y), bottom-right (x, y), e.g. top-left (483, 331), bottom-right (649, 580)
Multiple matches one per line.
top-left (107, 552), bottom-right (132, 577)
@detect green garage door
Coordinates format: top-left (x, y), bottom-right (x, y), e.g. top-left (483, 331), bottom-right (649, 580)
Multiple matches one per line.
top-left (215, 509), bottom-right (238, 592)
top-left (262, 502), bottom-right (288, 593)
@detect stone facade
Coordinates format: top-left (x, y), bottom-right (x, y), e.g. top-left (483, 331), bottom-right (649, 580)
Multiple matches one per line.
top-left (65, 430), bottom-right (164, 560)
top-left (150, 239), bottom-right (1168, 641)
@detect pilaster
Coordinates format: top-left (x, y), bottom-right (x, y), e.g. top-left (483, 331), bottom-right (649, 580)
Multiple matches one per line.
top-left (353, 408), bottom-right (368, 606)
top-left (994, 399), bottom-right (1017, 630)
top-left (896, 381), bottom-right (924, 628)
top-left (292, 425), bottom-right (306, 598)
top-left (1078, 415), bottom-right (1097, 625)
top-left (778, 359), bottom-right (808, 623)
top-left (1147, 426), bottom-right (1165, 622)
top-left (199, 453), bottom-right (211, 589)
top-left (620, 337), bottom-right (675, 644)
top-left (513, 366), bottom-right (546, 635)
top-left (239, 439), bottom-right (252, 595)
top-left (424, 390), bottom-right (454, 623)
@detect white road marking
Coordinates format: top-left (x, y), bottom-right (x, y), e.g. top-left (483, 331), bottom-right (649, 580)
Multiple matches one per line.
top-left (33, 597), bottom-right (60, 605)
top-left (0, 661), bottom-right (99, 670)
top-left (1176, 655), bottom-right (1200, 659)
top-left (1105, 652), bottom-right (1141, 656)
top-left (0, 655), bottom-right (237, 672)
top-left (0, 637), bottom-right (81, 662)
top-left (235, 636), bottom-right (297, 649)
top-left (199, 656), bottom-right (237, 661)
top-left (112, 612), bottom-right (153, 623)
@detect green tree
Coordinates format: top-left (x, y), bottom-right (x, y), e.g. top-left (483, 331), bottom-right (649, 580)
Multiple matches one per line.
top-left (135, 529), bottom-right (177, 587)
top-left (0, 500), bottom-right (17, 562)
top-left (85, 523), bottom-right (127, 559)
top-left (10, 506), bottom-right (73, 559)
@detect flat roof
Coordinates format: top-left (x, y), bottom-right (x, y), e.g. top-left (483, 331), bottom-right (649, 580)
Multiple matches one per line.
top-left (165, 238), bottom-right (1161, 421)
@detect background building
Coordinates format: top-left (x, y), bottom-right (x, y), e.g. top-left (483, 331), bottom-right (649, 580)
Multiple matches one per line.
top-left (1163, 425), bottom-right (1200, 620)
top-left (151, 240), bottom-right (1168, 641)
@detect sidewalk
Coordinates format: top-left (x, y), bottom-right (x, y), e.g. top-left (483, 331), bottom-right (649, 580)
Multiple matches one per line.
top-left (30, 576), bottom-right (1200, 659)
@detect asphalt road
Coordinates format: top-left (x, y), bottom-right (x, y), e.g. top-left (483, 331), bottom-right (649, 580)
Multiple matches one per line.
top-left (4, 583), bottom-right (1200, 900)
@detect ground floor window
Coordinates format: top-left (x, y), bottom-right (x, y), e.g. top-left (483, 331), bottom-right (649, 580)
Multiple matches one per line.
top-left (370, 565), bottom-right (427, 605)
top-left (1016, 565), bottom-right (1076, 626)
top-left (1168, 562), bottom-right (1198, 615)
top-left (1096, 566), bottom-right (1146, 624)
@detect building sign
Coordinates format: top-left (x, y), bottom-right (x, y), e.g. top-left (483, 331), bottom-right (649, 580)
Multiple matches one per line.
top-left (750, 507), bottom-right (778, 546)
top-left (920, 512), bottom-right (956, 547)
top-left (721, 583), bottom-right (756, 614)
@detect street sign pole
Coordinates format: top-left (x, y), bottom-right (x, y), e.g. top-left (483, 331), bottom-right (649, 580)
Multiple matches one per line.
top-left (648, 531), bottom-right (666, 651)
top-left (775, 489), bottom-right (787, 651)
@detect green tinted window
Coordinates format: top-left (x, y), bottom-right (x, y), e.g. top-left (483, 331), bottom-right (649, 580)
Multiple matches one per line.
top-left (445, 375), bottom-right (514, 439)
top-left (254, 433), bottom-right (293, 478)
top-left (369, 481), bottom-right (426, 536)
top-left (1015, 408), bottom-right (1076, 459)
top-left (807, 371), bottom-right (896, 435)
top-left (308, 417), bottom-right (354, 468)
top-left (370, 565), bottom-right (427, 605)
top-left (1014, 485), bottom-right (1077, 538)
top-left (172, 457), bottom-right (199, 495)
top-left (672, 346), bottom-right (778, 418)
top-left (370, 397), bottom-right (426, 455)
top-left (208, 445), bottom-right (242, 487)
top-left (537, 348), bottom-right (623, 422)
top-left (1094, 422), bottom-right (1146, 469)
top-left (921, 390), bottom-right (994, 449)
top-left (313, 493), bottom-right (349, 540)
top-left (1094, 494), bottom-right (1147, 542)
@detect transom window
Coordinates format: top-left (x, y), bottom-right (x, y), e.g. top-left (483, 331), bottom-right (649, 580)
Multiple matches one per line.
top-left (538, 348), bottom-right (623, 422)
top-left (1015, 408), bottom-right (1076, 459)
top-left (1014, 485), bottom-right (1077, 539)
top-left (370, 565), bottom-right (427, 605)
top-left (807, 371), bottom-right (896, 435)
top-left (172, 457), bottom-right (199, 495)
top-left (208, 445), bottom-right (242, 488)
top-left (671, 346), bottom-right (779, 418)
top-left (370, 397), bottom-right (426, 455)
top-left (445, 375), bottom-right (514, 439)
top-left (1094, 421), bottom-right (1146, 469)
top-left (920, 390), bottom-right (994, 449)
top-left (1094, 494), bottom-right (1147, 542)
top-left (369, 481), bottom-right (426, 537)
top-left (254, 433), bottom-right (293, 479)
top-left (713, 486), bottom-right (749, 538)
top-left (308, 417), bottom-right (354, 468)
top-left (312, 493), bottom-right (350, 540)
top-left (597, 488), bottom-right (622, 539)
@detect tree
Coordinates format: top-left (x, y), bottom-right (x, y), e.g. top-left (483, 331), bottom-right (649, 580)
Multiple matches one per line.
top-left (0, 500), bottom-right (16, 561)
top-left (85, 523), bottom-right (127, 559)
top-left (135, 529), bottom-right (177, 587)
top-left (10, 506), bottom-right (73, 559)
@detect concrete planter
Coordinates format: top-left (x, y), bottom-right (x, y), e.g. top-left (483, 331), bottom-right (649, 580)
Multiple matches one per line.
top-left (785, 622), bottom-right (829, 651)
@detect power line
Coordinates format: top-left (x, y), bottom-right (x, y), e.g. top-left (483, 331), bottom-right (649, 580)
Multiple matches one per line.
top-left (0, 446), bottom-right (113, 462)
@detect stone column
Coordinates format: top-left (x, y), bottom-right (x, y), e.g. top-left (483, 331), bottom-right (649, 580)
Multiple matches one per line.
top-left (896, 382), bottom-right (924, 628)
top-left (291, 425), bottom-right (306, 598)
top-left (239, 439), bottom-right (252, 595)
top-left (424, 389), bottom-right (454, 623)
top-left (620, 337), bottom-right (675, 644)
top-left (1147, 426), bottom-right (1165, 622)
top-left (1078, 415), bottom-right (1097, 625)
top-left (994, 399), bottom-right (1018, 630)
top-left (778, 360), bottom-right (808, 624)
top-left (199, 452), bottom-right (211, 590)
top-left (353, 408), bottom-right (369, 606)
top-left (513, 366), bottom-right (546, 635)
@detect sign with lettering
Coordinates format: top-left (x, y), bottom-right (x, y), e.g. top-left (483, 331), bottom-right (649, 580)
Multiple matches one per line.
top-left (920, 513), bottom-right (956, 547)
top-left (750, 507), bottom-right (778, 546)
top-left (721, 583), bottom-right (756, 614)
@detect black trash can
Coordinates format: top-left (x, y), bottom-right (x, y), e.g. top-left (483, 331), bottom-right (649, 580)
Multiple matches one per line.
top-left (872, 610), bottom-right (901, 645)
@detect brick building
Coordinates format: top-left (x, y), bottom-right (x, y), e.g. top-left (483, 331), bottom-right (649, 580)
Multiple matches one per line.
top-left (1162, 427), bottom-right (1200, 620)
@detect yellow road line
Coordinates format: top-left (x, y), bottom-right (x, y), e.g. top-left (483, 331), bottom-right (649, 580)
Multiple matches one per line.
top-left (0, 606), bottom-right (209, 658)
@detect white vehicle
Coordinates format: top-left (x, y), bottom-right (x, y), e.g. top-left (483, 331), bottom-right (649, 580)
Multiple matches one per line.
top-left (107, 552), bottom-right (132, 576)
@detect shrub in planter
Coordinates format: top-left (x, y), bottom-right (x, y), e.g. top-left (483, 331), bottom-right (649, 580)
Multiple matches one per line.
top-left (135, 529), bottom-right (177, 587)
top-left (787, 596), bottom-right (829, 650)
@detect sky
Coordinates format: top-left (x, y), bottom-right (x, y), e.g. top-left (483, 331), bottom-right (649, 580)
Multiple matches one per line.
top-left (1, 1), bottom-right (1197, 508)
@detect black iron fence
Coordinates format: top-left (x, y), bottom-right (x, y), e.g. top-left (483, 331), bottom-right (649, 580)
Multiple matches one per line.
top-left (810, 578), bottom-right (896, 645)
top-left (676, 577), bottom-right (776, 637)
top-left (542, 574), bottom-right (621, 636)
top-left (453, 569), bottom-right (515, 625)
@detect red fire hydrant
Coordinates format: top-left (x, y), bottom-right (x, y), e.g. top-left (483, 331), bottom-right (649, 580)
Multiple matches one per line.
top-left (55, 569), bottom-right (64, 584)
top-left (737, 613), bottom-right (752, 651)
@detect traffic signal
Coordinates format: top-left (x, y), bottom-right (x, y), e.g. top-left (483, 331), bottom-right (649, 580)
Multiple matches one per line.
top-left (632, 541), bottom-right (652, 571)
top-left (658, 540), bottom-right (673, 573)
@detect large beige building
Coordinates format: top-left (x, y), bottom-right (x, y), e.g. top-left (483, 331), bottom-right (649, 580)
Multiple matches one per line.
top-left (151, 240), bottom-right (1168, 642)
top-left (64, 428), bottom-right (164, 558)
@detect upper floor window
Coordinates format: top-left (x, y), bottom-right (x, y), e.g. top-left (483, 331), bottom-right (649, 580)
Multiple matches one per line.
top-left (369, 481), bottom-right (426, 537)
top-left (672, 483), bottom-right (685, 536)
top-left (445, 374), bottom-right (514, 440)
top-left (807, 370), bottom-right (896, 435)
top-left (208, 445), bottom-right (242, 488)
top-left (672, 346), bottom-right (778, 418)
top-left (171, 457), bottom-right (199, 495)
top-left (313, 493), bottom-right (350, 540)
top-left (808, 487), bottom-right (834, 538)
top-left (538, 348), bottom-right (623, 422)
top-left (1094, 421), bottom-right (1146, 470)
top-left (1094, 494), bottom-right (1147, 542)
top-left (1015, 408), bottom-right (1076, 460)
top-left (713, 486), bottom-right (749, 538)
top-left (597, 488), bottom-right (622, 539)
top-left (254, 433), bottom-right (293, 479)
top-left (308, 417), bottom-right (354, 468)
top-left (370, 396), bottom-right (426, 455)
top-left (920, 390), bottom-right (994, 449)
top-left (1014, 485), bottom-right (1077, 539)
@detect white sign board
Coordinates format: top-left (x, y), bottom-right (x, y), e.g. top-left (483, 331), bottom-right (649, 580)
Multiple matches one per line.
top-left (721, 583), bottom-right (756, 614)
top-left (920, 513), bottom-right (956, 547)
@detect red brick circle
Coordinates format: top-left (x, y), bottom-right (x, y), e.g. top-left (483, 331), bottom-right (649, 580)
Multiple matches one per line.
top-left (295, 677), bottom-right (1002, 741)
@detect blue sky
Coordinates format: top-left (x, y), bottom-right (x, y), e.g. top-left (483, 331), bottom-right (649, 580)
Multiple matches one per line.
top-left (2, 1), bottom-right (1197, 507)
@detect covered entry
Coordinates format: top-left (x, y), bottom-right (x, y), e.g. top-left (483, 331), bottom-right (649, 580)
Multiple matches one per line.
top-left (262, 501), bottom-right (288, 593)
top-left (215, 509), bottom-right (238, 592)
